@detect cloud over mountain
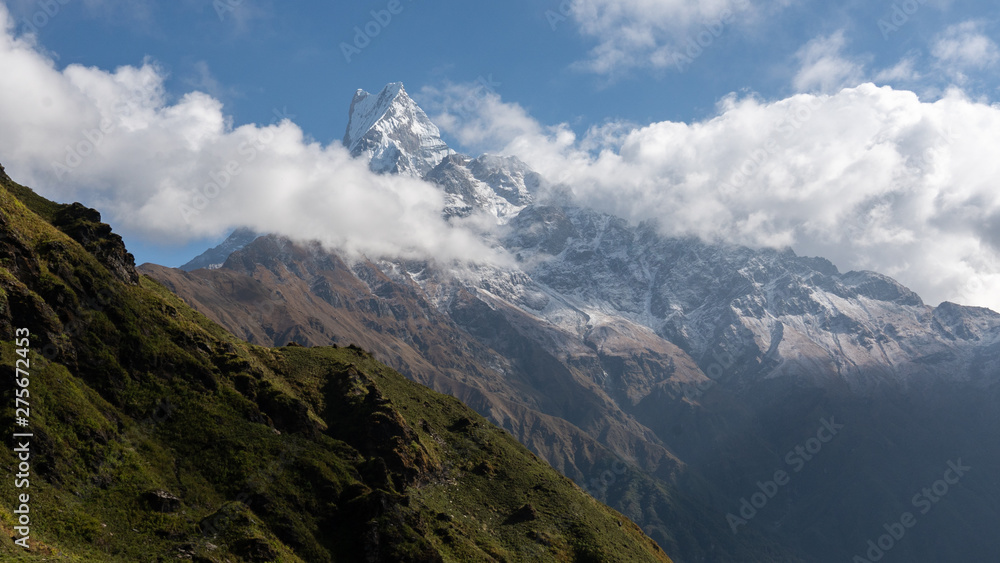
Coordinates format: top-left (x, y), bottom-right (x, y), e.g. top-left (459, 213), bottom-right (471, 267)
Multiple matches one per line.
top-left (0, 5), bottom-right (497, 265)
top-left (428, 79), bottom-right (1000, 311)
top-left (6, 0), bottom-right (1000, 311)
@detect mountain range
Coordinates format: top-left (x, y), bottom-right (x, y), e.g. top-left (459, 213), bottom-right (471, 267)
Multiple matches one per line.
top-left (1, 80), bottom-right (988, 561)
top-left (0, 163), bottom-right (674, 560)
top-left (139, 82), bottom-right (1000, 562)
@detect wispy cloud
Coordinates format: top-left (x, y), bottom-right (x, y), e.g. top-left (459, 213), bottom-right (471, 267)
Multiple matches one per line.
top-left (873, 56), bottom-right (922, 85)
top-left (792, 31), bottom-right (866, 94)
top-left (564, 0), bottom-right (781, 76)
top-left (931, 20), bottom-right (999, 83)
top-left (181, 61), bottom-right (242, 106)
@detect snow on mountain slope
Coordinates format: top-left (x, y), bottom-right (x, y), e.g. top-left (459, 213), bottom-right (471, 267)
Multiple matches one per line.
top-left (425, 153), bottom-right (539, 223)
top-left (498, 204), bottom-right (1000, 393)
top-left (467, 153), bottom-right (539, 207)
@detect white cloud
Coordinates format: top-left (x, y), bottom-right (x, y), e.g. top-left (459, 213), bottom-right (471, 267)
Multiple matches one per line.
top-left (931, 20), bottom-right (1000, 74)
top-left (435, 80), bottom-right (1000, 312)
top-left (420, 81), bottom-right (545, 157)
top-left (792, 31), bottom-right (866, 94)
top-left (181, 61), bottom-right (239, 104)
top-left (564, 0), bottom-right (780, 75)
top-left (873, 56), bottom-right (922, 84)
top-left (0, 4), bottom-right (499, 265)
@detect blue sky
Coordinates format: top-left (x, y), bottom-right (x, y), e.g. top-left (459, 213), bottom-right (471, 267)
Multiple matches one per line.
top-left (9, 0), bottom-right (996, 147)
top-left (3, 0), bottom-right (1000, 309)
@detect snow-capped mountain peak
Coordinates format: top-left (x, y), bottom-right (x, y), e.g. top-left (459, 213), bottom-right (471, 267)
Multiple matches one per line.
top-left (343, 82), bottom-right (405, 152)
top-left (342, 82), bottom-right (453, 177)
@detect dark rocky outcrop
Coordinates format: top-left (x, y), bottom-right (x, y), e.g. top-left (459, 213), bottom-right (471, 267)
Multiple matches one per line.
top-left (52, 202), bottom-right (140, 285)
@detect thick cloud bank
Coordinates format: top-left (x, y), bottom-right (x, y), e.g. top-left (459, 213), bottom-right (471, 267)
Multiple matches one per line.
top-left (0, 6), bottom-right (496, 264)
top-left (429, 82), bottom-right (1000, 312)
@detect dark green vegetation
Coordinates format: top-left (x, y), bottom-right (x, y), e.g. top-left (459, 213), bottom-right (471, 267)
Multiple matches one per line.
top-left (0, 167), bottom-right (672, 561)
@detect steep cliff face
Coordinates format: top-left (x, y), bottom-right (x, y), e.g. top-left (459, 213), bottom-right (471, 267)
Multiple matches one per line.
top-left (0, 169), bottom-right (674, 562)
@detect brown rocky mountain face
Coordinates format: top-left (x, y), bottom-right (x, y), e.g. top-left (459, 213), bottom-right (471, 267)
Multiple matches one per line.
top-left (141, 236), bottom-right (791, 561)
top-left (142, 227), bottom-right (1000, 562)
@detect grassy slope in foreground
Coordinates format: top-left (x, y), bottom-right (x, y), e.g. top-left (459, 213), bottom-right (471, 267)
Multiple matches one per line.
top-left (0, 167), bottom-right (671, 562)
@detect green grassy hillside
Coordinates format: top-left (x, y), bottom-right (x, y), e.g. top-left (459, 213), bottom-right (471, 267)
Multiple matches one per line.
top-left (0, 167), bottom-right (672, 562)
